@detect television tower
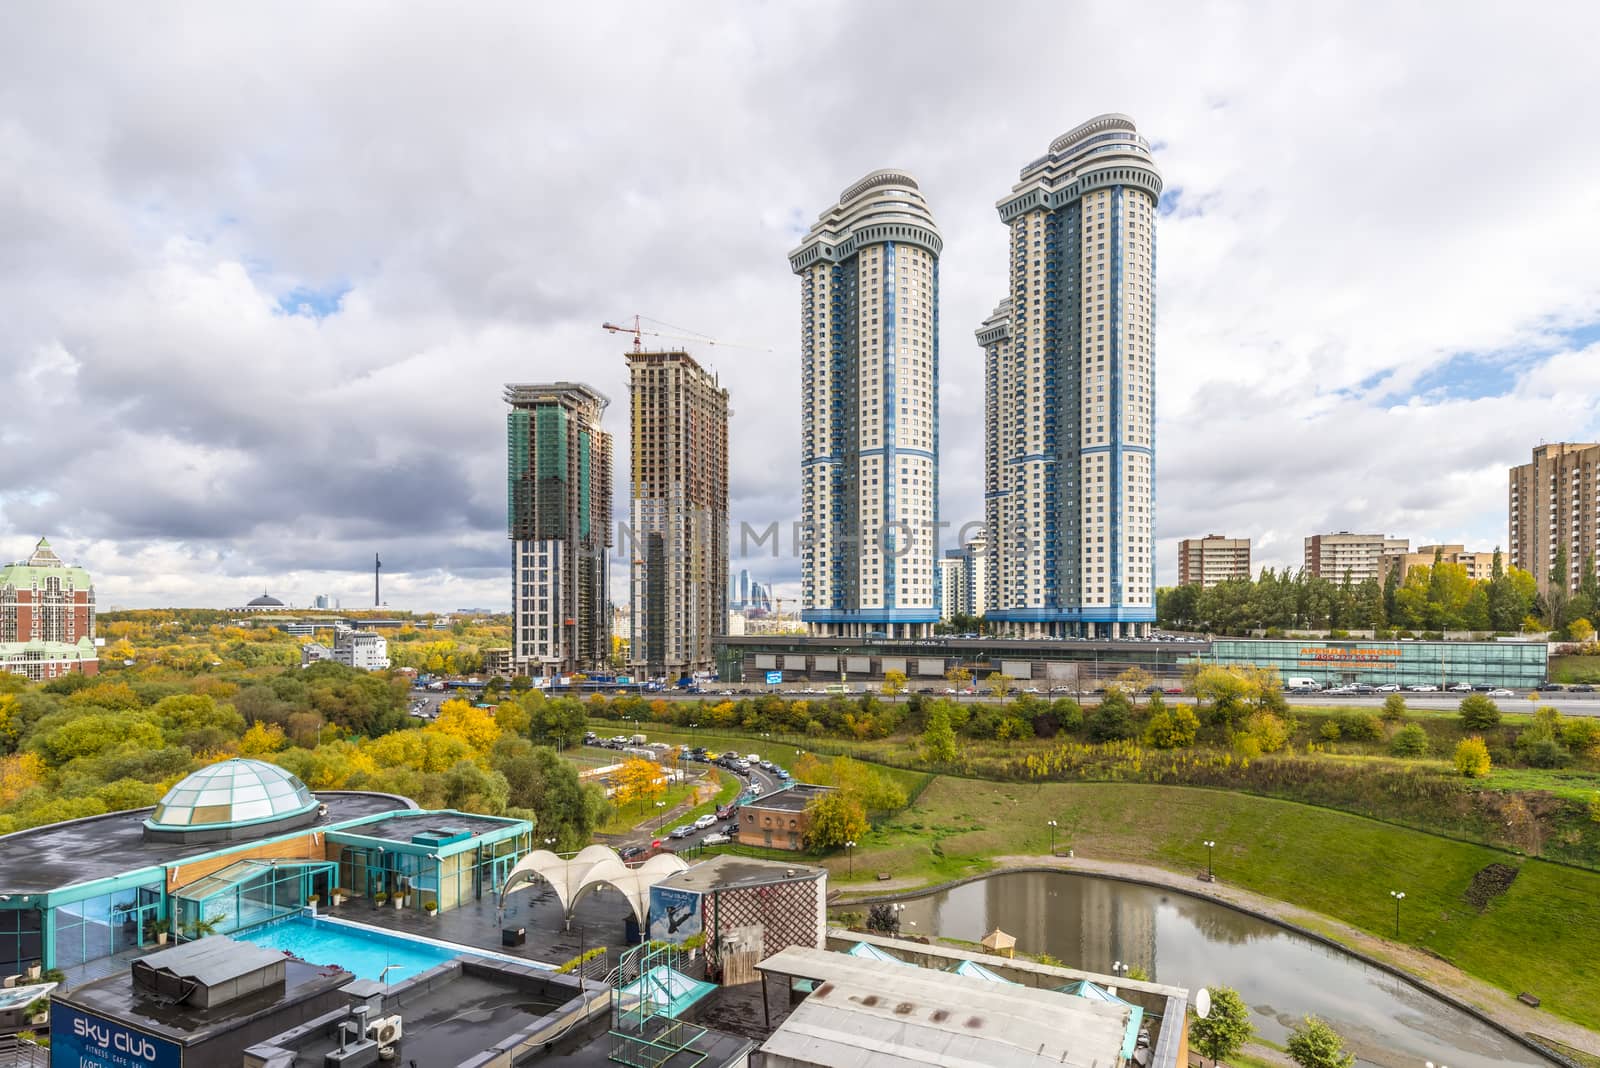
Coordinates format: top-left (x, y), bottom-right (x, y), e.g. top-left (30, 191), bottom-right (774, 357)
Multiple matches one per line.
top-left (374, 552), bottom-right (382, 607)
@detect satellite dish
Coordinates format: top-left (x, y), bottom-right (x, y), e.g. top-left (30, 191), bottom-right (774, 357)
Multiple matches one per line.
top-left (1195, 988), bottom-right (1211, 1019)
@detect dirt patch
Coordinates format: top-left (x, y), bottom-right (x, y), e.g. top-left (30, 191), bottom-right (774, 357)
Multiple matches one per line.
top-left (1463, 862), bottom-right (1520, 911)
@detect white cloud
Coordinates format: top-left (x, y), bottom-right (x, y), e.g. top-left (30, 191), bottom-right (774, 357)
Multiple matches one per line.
top-left (2, 2), bottom-right (1598, 608)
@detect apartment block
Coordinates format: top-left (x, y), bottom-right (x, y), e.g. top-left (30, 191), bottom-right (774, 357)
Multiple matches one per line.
top-left (790, 170), bottom-right (942, 638)
top-left (0, 537), bottom-right (99, 680)
top-left (1386, 544), bottom-right (1496, 583)
top-left (983, 114), bottom-right (1162, 637)
top-left (1177, 535), bottom-right (1251, 587)
top-left (1509, 442), bottom-right (1600, 593)
top-left (938, 532), bottom-right (990, 622)
top-left (1304, 532), bottom-right (1409, 584)
top-left (627, 350), bottom-right (729, 678)
top-left (505, 382), bottom-right (613, 677)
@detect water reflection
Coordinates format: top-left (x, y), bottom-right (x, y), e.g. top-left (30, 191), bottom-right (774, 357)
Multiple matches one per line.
top-left (891, 871), bottom-right (1550, 1068)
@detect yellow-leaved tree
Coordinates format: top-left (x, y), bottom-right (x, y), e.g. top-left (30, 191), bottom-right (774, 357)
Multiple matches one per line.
top-left (429, 698), bottom-right (501, 755)
top-left (612, 756), bottom-right (665, 813)
top-left (239, 721), bottom-right (287, 757)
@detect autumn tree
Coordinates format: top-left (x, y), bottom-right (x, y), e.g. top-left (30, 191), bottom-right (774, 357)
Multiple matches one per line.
top-left (1454, 736), bottom-right (1492, 778)
top-left (945, 666), bottom-right (972, 693)
top-left (430, 698), bottom-right (501, 755)
top-left (803, 790), bottom-right (869, 851)
top-left (1115, 666), bottom-right (1155, 704)
top-left (881, 670), bottom-right (907, 698)
top-left (985, 672), bottom-right (1014, 699)
top-left (612, 756), bottom-right (665, 812)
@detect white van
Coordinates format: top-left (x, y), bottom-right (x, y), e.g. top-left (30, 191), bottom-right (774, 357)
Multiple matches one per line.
top-left (1286, 677), bottom-right (1321, 691)
top-left (746, 753), bottom-right (761, 764)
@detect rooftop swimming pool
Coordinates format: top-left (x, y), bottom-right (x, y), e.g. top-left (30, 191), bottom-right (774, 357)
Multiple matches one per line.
top-left (235, 914), bottom-right (537, 984)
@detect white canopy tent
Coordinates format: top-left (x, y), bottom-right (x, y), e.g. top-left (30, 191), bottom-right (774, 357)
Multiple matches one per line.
top-left (497, 846), bottom-right (689, 924)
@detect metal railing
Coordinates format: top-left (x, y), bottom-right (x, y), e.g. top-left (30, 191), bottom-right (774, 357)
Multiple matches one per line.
top-left (0, 1035), bottom-right (49, 1068)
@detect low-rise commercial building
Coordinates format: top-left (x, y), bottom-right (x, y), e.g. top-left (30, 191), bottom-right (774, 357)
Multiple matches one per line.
top-left (332, 626), bottom-right (389, 670)
top-left (1177, 535), bottom-right (1251, 587)
top-left (1304, 532), bottom-right (1408, 583)
top-left (713, 634), bottom-right (1550, 690)
top-left (735, 785), bottom-right (835, 852)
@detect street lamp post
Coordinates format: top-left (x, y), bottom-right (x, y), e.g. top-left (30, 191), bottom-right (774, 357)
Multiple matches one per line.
top-left (1047, 819), bottom-right (1058, 857)
top-left (1390, 890), bottom-right (1405, 938)
top-left (1203, 840), bottom-right (1216, 882)
top-left (845, 840), bottom-right (856, 879)
top-left (655, 800), bottom-right (667, 836)
top-left (892, 902), bottom-right (906, 936)
top-left (1111, 960), bottom-right (1129, 985)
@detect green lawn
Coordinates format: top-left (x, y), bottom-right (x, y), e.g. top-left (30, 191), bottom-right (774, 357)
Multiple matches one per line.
top-left (595, 779), bottom-right (698, 836)
top-left (837, 775), bottom-right (1600, 1031)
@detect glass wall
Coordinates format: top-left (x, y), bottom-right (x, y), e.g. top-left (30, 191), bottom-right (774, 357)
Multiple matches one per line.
top-left (52, 883), bottom-right (162, 969)
top-left (0, 907), bottom-right (43, 976)
top-left (1201, 640), bottom-right (1548, 689)
top-left (172, 860), bottom-right (336, 938)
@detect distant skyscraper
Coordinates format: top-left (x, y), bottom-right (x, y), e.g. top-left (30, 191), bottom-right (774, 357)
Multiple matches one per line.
top-left (983, 114), bottom-right (1161, 638)
top-left (505, 383), bottom-right (613, 677)
top-left (790, 170), bottom-right (942, 638)
top-left (627, 350), bottom-right (730, 678)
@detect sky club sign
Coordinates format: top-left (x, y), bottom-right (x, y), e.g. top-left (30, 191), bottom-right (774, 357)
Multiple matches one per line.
top-left (51, 1002), bottom-right (181, 1068)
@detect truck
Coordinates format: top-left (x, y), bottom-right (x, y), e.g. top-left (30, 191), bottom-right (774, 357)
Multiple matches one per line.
top-left (630, 733), bottom-right (648, 746)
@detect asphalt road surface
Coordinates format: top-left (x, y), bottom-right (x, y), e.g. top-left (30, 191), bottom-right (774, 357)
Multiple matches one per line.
top-left (611, 748), bottom-right (786, 851)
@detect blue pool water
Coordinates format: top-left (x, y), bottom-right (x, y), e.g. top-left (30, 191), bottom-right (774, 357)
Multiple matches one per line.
top-left (235, 915), bottom-right (489, 983)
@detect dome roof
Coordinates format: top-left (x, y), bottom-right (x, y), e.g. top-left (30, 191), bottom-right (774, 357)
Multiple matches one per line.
top-left (147, 759), bottom-right (316, 831)
top-left (247, 592), bottom-right (285, 607)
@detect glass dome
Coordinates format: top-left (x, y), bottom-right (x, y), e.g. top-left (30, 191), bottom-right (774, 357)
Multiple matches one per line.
top-left (147, 759), bottom-right (317, 831)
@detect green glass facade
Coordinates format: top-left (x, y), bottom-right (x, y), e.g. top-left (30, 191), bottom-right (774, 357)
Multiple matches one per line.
top-left (1197, 640), bottom-right (1548, 689)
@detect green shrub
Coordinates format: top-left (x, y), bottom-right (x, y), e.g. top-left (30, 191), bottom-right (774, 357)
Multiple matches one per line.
top-left (1319, 720), bottom-right (1341, 741)
top-left (1561, 718), bottom-right (1600, 756)
top-left (1336, 713), bottom-right (1382, 742)
top-left (1389, 723), bottom-right (1430, 757)
top-left (1379, 693), bottom-right (1407, 721)
top-left (1049, 698), bottom-right (1085, 733)
top-left (1458, 694), bottom-right (1501, 730)
top-left (1521, 738), bottom-right (1569, 768)
top-left (1090, 690), bottom-right (1138, 742)
top-left (1454, 736), bottom-right (1492, 778)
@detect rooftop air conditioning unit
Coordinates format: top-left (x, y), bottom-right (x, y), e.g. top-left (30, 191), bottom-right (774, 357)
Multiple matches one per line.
top-left (367, 1015), bottom-right (403, 1046)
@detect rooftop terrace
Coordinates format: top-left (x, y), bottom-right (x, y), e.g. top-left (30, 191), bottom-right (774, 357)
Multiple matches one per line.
top-left (0, 791), bottom-right (410, 895)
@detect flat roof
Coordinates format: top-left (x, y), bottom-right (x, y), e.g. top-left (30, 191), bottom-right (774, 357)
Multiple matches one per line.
top-left (61, 956), bottom-right (351, 1045)
top-left (0, 792), bottom-right (410, 896)
top-left (742, 783), bottom-right (832, 813)
top-left (657, 854), bottom-right (825, 894)
top-left (756, 947), bottom-right (1129, 1068)
top-left (329, 810), bottom-right (523, 848)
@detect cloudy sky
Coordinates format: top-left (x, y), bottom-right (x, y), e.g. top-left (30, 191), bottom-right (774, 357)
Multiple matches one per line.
top-left (4, 2), bottom-right (1599, 611)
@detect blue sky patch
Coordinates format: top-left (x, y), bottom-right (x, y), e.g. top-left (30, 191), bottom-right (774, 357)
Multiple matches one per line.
top-left (276, 283), bottom-right (350, 319)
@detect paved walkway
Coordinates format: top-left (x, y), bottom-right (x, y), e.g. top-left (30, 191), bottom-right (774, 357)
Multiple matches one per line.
top-left (598, 776), bottom-right (721, 844)
top-left (978, 853), bottom-right (1600, 1058)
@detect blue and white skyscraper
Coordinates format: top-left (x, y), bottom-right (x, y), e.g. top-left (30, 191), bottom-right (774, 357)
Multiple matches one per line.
top-left (982, 114), bottom-right (1162, 638)
top-left (790, 171), bottom-right (942, 638)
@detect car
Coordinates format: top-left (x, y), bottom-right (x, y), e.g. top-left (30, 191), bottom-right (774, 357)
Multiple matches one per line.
top-left (1485, 688), bottom-right (1514, 697)
top-left (701, 833), bottom-right (731, 847)
top-left (693, 813), bottom-right (717, 830)
top-left (1374, 683), bottom-right (1401, 693)
top-left (618, 844), bottom-right (646, 861)
top-left (725, 822), bottom-right (741, 837)
top-left (1447, 683), bottom-right (1472, 693)
top-left (1163, 686), bottom-right (1183, 695)
top-left (1406, 684), bottom-right (1439, 693)
top-left (1537, 683), bottom-right (1565, 692)
top-left (1324, 685), bottom-right (1355, 695)
top-left (1572, 684), bottom-right (1597, 693)
top-left (668, 825), bottom-right (694, 839)
top-left (748, 784), bottom-right (763, 796)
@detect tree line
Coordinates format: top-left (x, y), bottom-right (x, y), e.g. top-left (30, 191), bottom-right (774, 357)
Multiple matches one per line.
top-left (1158, 547), bottom-right (1599, 639)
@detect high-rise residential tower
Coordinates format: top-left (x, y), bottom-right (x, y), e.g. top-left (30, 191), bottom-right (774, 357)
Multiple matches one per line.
top-left (1510, 442), bottom-right (1600, 594)
top-left (1178, 535), bottom-right (1252, 588)
top-left (627, 350), bottom-right (729, 678)
top-left (790, 170), bottom-right (942, 638)
top-left (0, 537), bottom-right (99, 679)
top-left (505, 383), bottom-right (613, 677)
top-left (982, 114), bottom-right (1162, 638)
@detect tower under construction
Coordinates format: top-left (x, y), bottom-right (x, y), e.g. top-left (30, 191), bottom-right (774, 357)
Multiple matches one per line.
top-left (506, 382), bottom-right (614, 677)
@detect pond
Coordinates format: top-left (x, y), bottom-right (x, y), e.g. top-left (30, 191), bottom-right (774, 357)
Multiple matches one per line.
top-left (886, 870), bottom-right (1553, 1068)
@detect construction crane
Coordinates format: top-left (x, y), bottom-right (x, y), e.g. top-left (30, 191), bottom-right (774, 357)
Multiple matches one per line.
top-left (602, 315), bottom-right (772, 353)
